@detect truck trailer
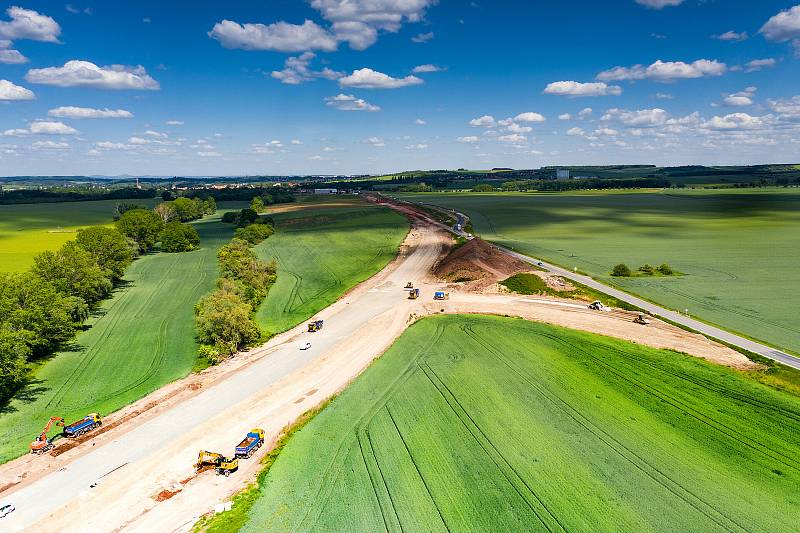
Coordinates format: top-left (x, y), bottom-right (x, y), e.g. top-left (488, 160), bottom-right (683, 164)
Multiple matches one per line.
top-left (63, 414), bottom-right (102, 438)
top-left (308, 319), bottom-right (324, 332)
top-left (235, 428), bottom-right (265, 458)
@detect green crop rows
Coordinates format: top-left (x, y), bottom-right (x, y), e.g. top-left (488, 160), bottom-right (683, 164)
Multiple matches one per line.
top-left (395, 188), bottom-right (800, 355)
top-left (253, 200), bottom-right (408, 335)
top-left (0, 215), bottom-right (233, 463)
top-left (242, 314), bottom-right (800, 532)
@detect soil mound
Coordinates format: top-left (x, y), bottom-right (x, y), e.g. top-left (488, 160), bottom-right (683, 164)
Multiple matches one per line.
top-left (435, 238), bottom-right (528, 283)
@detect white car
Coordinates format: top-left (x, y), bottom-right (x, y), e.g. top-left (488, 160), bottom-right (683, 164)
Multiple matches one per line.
top-left (0, 503), bottom-right (15, 518)
top-left (299, 341), bottom-right (312, 351)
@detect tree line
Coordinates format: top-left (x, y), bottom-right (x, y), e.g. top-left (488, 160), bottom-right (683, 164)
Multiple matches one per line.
top-left (0, 197), bottom-right (217, 404)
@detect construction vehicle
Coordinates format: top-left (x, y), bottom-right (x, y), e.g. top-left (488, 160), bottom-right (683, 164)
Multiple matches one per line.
top-left (433, 291), bottom-right (449, 300)
top-left (408, 288), bottom-right (420, 300)
top-left (588, 301), bottom-right (607, 311)
top-left (307, 319), bottom-right (324, 332)
top-left (30, 417), bottom-right (64, 454)
top-left (63, 413), bottom-right (102, 438)
top-left (405, 282), bottom-right (413, 289)
top-left (633, 314), bottom-right (652, 325)
top-left (195, 450), bottom-right (239, 476)
top-left (235, 428), bottom-right (265, 458)
top-left (216, 456), bottom-right (239, 477)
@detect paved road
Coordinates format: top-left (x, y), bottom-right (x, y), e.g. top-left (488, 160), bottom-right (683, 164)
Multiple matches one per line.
top-left (395, 197), bottom-right (800, 371)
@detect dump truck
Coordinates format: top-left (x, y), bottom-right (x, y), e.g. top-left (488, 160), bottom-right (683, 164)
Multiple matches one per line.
top-left (434, 291), bottom-right (449, 300)
top-left (235, 428), bottom-right (265, 458)
top-left (408, 288), bottom-right (420, 299)
top-left (308, 319), bottom-right (324, 332)
top-left (30, 417), bottom-right (64, 454)
top-left (633, 313), bottom-right (652, 325)
top-left (216, 456), bottom-right (239, 476)
top-left (63, 413), bottom-right (101, 438)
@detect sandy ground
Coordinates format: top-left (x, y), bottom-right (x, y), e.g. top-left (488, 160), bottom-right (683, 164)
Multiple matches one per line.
top-left (0, 210), bottom-right (757, 533)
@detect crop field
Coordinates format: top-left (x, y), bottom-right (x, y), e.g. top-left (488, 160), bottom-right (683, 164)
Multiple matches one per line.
top-left (253, 198), bottom-right (408, 335)
top-left (0, 199), bottom-right (157, 271)
top-left (243, 314), bottom-right (800, 532)
top-left (0, 215), bottom-right (232, 463)
top-left (395, 188), bottom-right (800, 355)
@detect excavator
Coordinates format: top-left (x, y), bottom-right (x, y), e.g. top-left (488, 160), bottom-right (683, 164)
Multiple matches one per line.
top-left (30, 417), bottom-right (64, 454)
top-left (195, 450), bottom-right (238, 476)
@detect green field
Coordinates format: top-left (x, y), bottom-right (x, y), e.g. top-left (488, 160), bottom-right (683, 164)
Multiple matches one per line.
top-left (241, 314), bottom-right (800, 532)
top-left (0, 215), bottom-right (232, 463)
top-left (253, 198), bottom-right (408, 335)
top-left (0, 199), bottom-right (157, 271)
top-left (395, 189), bottom-right (800, 355)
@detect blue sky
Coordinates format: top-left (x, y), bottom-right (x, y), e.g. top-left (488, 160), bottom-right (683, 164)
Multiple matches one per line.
top-left (0, 0), bottom-right (798, 176)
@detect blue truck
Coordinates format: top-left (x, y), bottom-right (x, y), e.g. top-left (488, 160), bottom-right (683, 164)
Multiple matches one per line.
top-left (63, 413), bottom-right (102, 438)
top-left (235, 428), bottom-right (265, 458)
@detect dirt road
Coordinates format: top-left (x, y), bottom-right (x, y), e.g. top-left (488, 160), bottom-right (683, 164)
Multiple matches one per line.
top-left (0, 218), bottom-right (754, 532)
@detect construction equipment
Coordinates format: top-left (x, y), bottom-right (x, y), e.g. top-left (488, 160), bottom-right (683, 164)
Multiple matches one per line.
top-left (235, 428), bottom-right (265, 458)
top-left (307, 319), bottom-right (324, 332)
top-left (404, 282), bottom-right (413, 289)
top-left (433, 291), bottom-right (449, 300)
top-left (30, 417), bottom-right (64, 454)
top-left (216, 456), bottom-right (239, 476)
top-left (633, 314), bottom-right (652, 325)
top-left (588, 301), bottom-right (607, 311)
top-left (408, 288), bottom-right (420, 300)
top-left (63, 413), bottom-right (102, 438)
top-left (195, 450), bottom-right (223, 473)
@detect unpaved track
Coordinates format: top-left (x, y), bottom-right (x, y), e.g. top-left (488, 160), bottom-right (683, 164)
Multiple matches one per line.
top-left (0, 217), bottom-right (754, 533)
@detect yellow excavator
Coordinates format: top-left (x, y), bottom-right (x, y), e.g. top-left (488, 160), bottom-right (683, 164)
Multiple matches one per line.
top-left (195, 450), bottom-right (239, 476)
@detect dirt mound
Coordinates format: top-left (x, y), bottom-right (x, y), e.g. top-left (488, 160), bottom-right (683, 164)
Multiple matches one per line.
top-left (435, 238), bottom-right (528, 283)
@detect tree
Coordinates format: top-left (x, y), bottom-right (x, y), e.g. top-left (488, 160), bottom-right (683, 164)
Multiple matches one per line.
top-left (472, 184), bottom-right (494, 192)
top-left (203, 196), bottom-right (217, 215)
top-left (234, 223), bottom-right (274, 245)
top-left (638, 263), bottom-right (655, 275)
top-left (250, 196), bottom-right (265, 213)
top-left (75, 226), bottom-right (133, 279)
top-left (221, 211), bottom-right (238, 223)
top-left (172, 197), bottom-right (202, 222)
top-left (116, 209), bottom-right (165, 252)
top-left (658, 263), bottom-right (674, 275)
top-left (217, 239), bottom-right (276, 305)
top-left (194, 289), bottom-right (261, 356)
top-left (112, 202), bottom-right (144, 221)
top-left (153, 202), bottom-right (176, 223)
top-left (237, 208), bottom-right (259, 227)
top-left (33, 242), bottom-right (113, 304)
top-left (612, 263), bottom-right (631, 277)
top-left (160, 221), bottom-right (200, 252)
top-left (0, 330), bottom-right (30, 401)
top-left (161, 190), bottom-right (175, 201)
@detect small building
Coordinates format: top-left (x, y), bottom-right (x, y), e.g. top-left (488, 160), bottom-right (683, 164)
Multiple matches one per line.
top-left (314, 188), bottom-right (338, 194)
top-left (556, 169), bottom-right (570, 180)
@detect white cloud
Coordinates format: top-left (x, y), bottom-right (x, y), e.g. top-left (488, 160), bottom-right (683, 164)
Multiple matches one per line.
top-left (514, 112), bottom-right (546, 123)
top-left (32, 140), bottom-right (69, 149)
top-left (602, 108), bottom-right (669, 126)
top-left (48, 106), bottom-right (133, 119)
top-left (30, 120), bottom-right (77, 135)
top-left (26, 60), bottom-right (160, 90)
top-left (767, 95), bottom-right (800, 120)
top-left (594, 127), bottom-right (619, 136)
top-left (0, 79), bottom-right (35, 100)
top-left (95, 141), bottom-right (133, 150)
top-left (0, 7), bottom-right (61, 42)
top-left (702, 112), bottom-right (764, 130)
top-left (310, 0), bottom-right (435, 32)
top-left (722, 87), bottom-right (756, 107)
top-left (469, 115), bottom-right (496, 127)
top-left (411, 31), bottom-right (434, 43)
top-left (457, 136), bottom-right (479, 143)
top-left (324, 93), bottom-right (380, 111)
top-left (362, 136), bottom-right (385, 147)
top-left (498, 133), bottom-right (527, 143)
top-left (635, 0), bottom-right (684, 8)
top-left (760, 5), bottom-right (800, 42)
top-left (505, 123), bottom-right (532, 133)
top-left (415, 118), bottom-right (426, 125)
top-left (558, 113), bottom-right (571, 120)
top-left (339, 68), bottom-right (422, 89)
top-left (2, 128), bottom-right (28, 136)
top-left (578, 107), bottom-right (593, 117)
top-left (566, 127), bottom-right (585, 136)
top-left (166, 120), bottom-right (184, 125)
top-left (271, 51), bottom-right (343, 84)
top-left (544, 81), bottom-right (621, 97)
top-left (655, 92), bottom-right (674, 99)
top-left (290, 139), bottom-right (302, 144)
top-left (405, 143), bottom-right (428, 149)
top-left (144, 130), bottom-right (168, 138)
top-left (412, 64), bottom-right (444, 73)
top-left (744, 58), bottom-right (777, 72)
top-left (0, 39), bottom-right (26, 64)
top-left (208, 19), bottom-right (337, 52)
top-left (197, 151), bottom-right (221, 157)
top-left (597, 59), bottom-right (727, 82)
top-left (715, 30), bottom-right (748, 42)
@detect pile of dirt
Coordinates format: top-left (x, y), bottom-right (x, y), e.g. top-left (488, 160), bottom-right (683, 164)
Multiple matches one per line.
top-left (435, 238), bottom-right (528, 283)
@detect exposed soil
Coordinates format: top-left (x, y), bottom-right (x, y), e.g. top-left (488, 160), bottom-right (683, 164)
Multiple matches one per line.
top-left (435, 238), bottom-right (528, 286)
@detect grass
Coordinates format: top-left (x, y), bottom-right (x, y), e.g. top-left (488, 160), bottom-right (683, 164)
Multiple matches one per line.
top-left (395, 188), bottom-right (800, 355)
top-left (501, 272), bottom-right (642, 311)
top-left (241, 314), bottom-right (800, 532)
top-left (252, 197), bottom-right (409, 335)
top-left (0, 198), bottom-right (157, 271)
top-left (0, 213), bottom-right (234, 463)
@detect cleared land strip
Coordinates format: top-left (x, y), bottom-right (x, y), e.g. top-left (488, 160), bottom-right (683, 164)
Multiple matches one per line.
top-left (385, 195), bottom-right (800, 370)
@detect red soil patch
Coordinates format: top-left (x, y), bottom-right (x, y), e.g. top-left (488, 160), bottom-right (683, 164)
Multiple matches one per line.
top-left (155, 488), bottom-right (181, 502)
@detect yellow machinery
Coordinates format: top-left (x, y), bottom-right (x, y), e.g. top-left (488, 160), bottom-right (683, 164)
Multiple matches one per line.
top-left (216, 456), bottom-right (239, 476)
top-left (195, 450), bottom-right (223, 473)
top-left (405, 282), bottom-right (413, 289)
top-left (633, 314), bottom-right (652, 325)
top-left (308, 319), bottom-right (324, 332)
top-left (408, 288), bottom-right (420, 299)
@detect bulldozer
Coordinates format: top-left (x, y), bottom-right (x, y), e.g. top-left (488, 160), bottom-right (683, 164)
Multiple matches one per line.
top-left (633, 314), bottom-right (652, 325)
top-left (30, 416), bottom-right (64, 454)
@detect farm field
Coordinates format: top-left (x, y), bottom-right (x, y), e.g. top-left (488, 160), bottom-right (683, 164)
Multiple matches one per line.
top-left (243, 314), bottom-right (800, 532)
top-left (395, 188), bottom-right (800, 355)
top-left (253, 197), bottom-right (408, 335)
top-left (0, 215), bottom-right (232, 463)
top-left (0, 198), bottom-right (157, 271)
